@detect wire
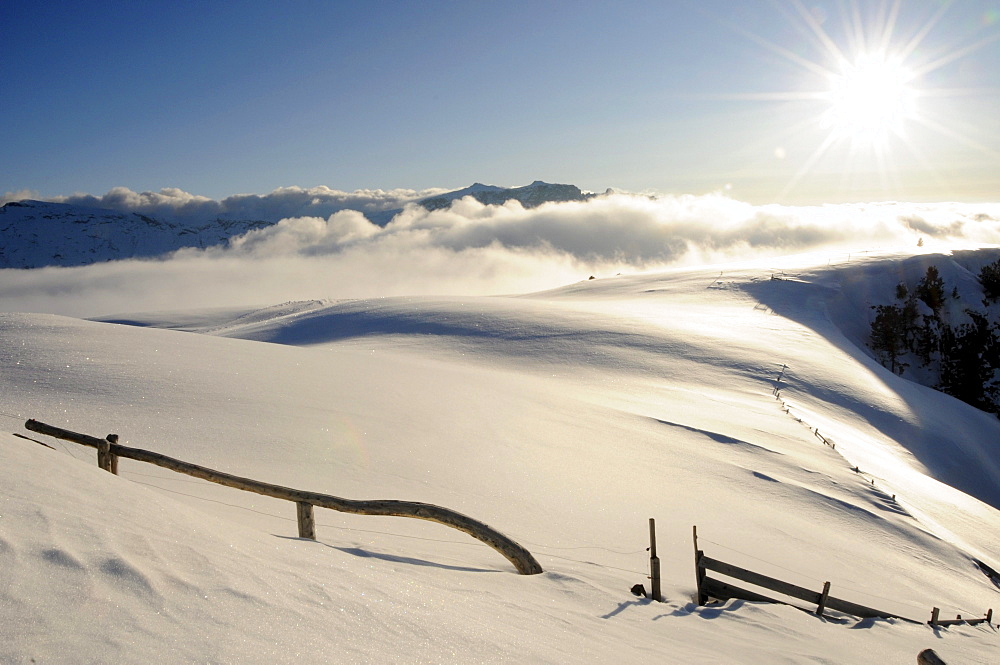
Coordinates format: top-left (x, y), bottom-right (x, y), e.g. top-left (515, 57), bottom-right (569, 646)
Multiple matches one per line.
top-left (701, 537), bottom-right (821, 581)
top-left (58, 439), bottom-right (82, 459)
top-left (127, 475), bottom-right (651, 575)
top-left (124, 469), bottom-right (212, 485)
top-left (0, 410), bottom-right (25, 422)
top-left (536, 551), bottom-right (646, 577)
top-left (128, 477), bottom-right (493, 547)
top-left (128, 479), bottom-right (299, 519)
top-left (0, 413), bottom-right (86, 460)
top-left (520, 540), bottom-right (647, 555)
top-left (5, 416), bottom-right (975, 613)
top-left (700, 537), bottom-right (930, 616)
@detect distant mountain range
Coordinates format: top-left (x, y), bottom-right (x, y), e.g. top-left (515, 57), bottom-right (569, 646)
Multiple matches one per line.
top-left (418, 181), bottom-right (592, 210)
top-left (0, 181), bottom-right (593, 269)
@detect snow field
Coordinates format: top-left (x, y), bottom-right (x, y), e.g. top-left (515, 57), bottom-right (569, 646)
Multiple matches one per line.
top-left (2, 248), bottom-right (999, 663)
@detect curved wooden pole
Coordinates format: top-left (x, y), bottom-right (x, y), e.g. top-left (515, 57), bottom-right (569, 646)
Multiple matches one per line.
top-left (25, 419), bottom-right (543, 575)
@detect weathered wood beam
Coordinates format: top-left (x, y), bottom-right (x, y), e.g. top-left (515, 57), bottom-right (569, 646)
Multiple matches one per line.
top-left (702, 576), bottom-right (783, 605)
top-left (700, 553), bottom-right (911, 621)
top-left (930, 615), bottom-right (991, 627)
top-left (821, 594), bottom-right (900, 621)
top-left (700, 555), bottom-right (822, 605)
top-left (25, 419), bottom-right (543, 575)
top-left (26, 420), bottom-right (108, 449)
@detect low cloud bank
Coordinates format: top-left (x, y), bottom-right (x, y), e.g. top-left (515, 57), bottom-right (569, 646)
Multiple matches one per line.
top-left (2, 185), bottom-right (443, 223)
top-left (2, 193), bottom-right (999, 318)
top-left (209, 194), bottom-right (1000, 265)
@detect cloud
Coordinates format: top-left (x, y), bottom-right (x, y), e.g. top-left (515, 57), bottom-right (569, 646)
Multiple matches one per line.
top-left (207, 193), bottom-right (1000, 266)
top-left (221, 210), bottom-right (381, 255)
top-left (0, 245), bottom-right (582, 319)
top-left (900, 214), bottom-right (965, 238)
top-left (41, 185), bottom-right (446, 223)
top-left (2, 192), bottom-right (1000, 318)
top-left (1, 189), bottom-right (41, 205)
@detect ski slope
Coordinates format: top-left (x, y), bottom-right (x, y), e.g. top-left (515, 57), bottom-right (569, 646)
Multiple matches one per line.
top-left (2, 248), bottom-right (998, 663)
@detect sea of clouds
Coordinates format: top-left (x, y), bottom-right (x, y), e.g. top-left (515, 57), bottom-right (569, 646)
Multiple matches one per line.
top-left (1, 185), bottom-right (438, 222)
top-left (2, 186), bottom-right (999, 318)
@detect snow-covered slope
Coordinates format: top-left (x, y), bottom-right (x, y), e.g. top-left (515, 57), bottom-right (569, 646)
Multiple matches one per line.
top-left (0, 200), bottom-right (272, 268)
top-left (2, 249), bottom-right (999, 663)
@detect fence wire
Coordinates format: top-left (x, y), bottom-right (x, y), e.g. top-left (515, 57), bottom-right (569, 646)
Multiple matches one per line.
top-left (10, 420), bottom-right (994, 618)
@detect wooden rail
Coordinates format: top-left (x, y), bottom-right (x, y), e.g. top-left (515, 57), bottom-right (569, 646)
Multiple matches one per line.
top-left (693, 527), bottom-right (994, 627)
top-left (25, 419), bottom-right (543, 575)
top-left (929, 607), bottom-right (993, 627)
top-left (694, 526), bottom-right (913, 622)
top-left (698, 553), bottom-right (903, 620)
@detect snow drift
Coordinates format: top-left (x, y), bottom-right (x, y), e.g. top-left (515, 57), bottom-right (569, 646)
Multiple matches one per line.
top-left (2, 246), bottom-right (999, 663)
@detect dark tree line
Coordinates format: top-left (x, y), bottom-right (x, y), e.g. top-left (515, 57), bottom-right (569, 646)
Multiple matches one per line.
top-left (869, 261), bottom-right (1000, 414)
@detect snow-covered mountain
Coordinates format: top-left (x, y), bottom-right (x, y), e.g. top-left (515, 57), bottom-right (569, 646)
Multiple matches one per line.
top-left (0, 181), bottom-right (593, 269)
top-left (0, 199), bottom-right (272, 268)
top-left (418, 180), bottom-right (593, 210)
top-left (2, 247), bottom-right (999, 663)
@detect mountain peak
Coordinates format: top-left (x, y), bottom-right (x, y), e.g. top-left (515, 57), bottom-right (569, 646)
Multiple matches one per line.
top-left (418, 180), bottom-right (591, 211)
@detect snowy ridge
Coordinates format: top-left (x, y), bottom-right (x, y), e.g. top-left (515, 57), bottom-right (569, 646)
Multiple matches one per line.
top-left (3, 249), bottom-right (1000, 663)
top-left (0, 199), bottom-right (272, 268)
top-left (418, 180), bottom-right (592, 210)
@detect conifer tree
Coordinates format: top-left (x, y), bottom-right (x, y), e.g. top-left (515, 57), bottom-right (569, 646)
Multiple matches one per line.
top-left (870, 304), bottom-right (912, 374)
top-left (916, 266), bottom-right (945, 314)
top-left (938, 311), bottom-right (1000, 413)
top-left (979, 259), bottom-right (1000, 302)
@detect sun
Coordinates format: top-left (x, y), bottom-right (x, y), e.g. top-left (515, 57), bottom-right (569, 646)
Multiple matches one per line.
top-left (822, 52), bottom-right (916, 146)
top-left (714, 1), bottom-right (1000, 202)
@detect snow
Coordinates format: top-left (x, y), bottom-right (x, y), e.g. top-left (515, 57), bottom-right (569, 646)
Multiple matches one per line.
top-left (1, 247), bottom-right (999, 663)
top-left (0, 199), bottom-right (272, 268)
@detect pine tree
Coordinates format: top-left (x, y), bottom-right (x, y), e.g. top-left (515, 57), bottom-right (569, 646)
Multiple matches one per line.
top-left (938, 311), bottom-right (1000, 412)
top-left (916, 266), bottom-right (946, 314)
top-left (870, 304), bottom-right (912, 374)
top-left (914, 310), bottom-right (940, 366)
top-left (979, 259), bottom-right (1000, 302)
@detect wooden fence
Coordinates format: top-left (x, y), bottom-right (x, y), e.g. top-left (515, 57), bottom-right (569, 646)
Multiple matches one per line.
top-left (24, 419), bottom-right (543, 575)
top-left (928, 607), bottom-right (993, 628)
top-left (693, 527), bottom-right (993, 627)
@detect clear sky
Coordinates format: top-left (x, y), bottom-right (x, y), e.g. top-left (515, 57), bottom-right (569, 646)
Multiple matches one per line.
top-left (3, 0), bottom-right (999, 205)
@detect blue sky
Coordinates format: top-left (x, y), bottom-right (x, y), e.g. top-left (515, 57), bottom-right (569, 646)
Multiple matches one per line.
top-left (3, 0), bottom-right (999, 204)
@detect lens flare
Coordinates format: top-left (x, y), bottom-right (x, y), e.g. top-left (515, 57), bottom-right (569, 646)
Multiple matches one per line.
top-left (823, 53), bottom-right (916, 145)
top-left (709, 1), bottom-right (999, 202)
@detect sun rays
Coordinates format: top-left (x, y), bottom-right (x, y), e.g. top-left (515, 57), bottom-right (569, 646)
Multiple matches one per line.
top-left (719, 0), bottom-right (999, 202)
top-left (821, 52), bottom-right (916, 144)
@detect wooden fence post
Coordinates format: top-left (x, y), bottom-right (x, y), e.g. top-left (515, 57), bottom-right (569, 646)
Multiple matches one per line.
top-left (693, 525), bottom-right (706, 605)
top-left (648, 518), bottom-right (661, 602)
top-left (930, 607), bottom-right (940, 626)
top-left (816, 581), bottom-right (831, 617)
top-left (96, 437), bottom-right (112, 472)
top-left (96, 434), bottom-right (120, 474)
top-left (106, 434), bottom-right (119, 475)
top-left (297, 502), bottom-right (316, 540)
